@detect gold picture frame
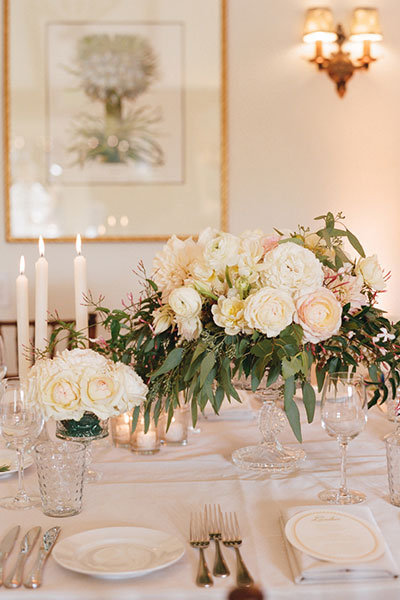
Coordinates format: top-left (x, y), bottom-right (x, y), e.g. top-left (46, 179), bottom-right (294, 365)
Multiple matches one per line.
top-left (3, 0), bottom-right (228, 242)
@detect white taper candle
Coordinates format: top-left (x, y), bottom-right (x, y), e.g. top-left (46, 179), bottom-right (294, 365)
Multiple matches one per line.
top-left (35, 236), bottom-right (48, 353)
top-left (16, 256), bottom-right (30, 381)
top-left (74, 234), bottom-right (88, 346)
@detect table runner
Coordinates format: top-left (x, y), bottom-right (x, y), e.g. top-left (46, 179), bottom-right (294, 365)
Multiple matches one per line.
top-left (0, 400), bottom-right (399, 599)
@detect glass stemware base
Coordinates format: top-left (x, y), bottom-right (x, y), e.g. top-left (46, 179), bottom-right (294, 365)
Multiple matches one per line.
top-left (232, 398), bottom-right (306, 473)
top-left (232, 441), bottom-right (305, 473)
top-left (318, 488), bottom-right (366, 505)
top-left (0, 492), bottom-right (41, 510)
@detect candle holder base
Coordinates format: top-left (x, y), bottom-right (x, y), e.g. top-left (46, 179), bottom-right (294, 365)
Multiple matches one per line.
top-left (131, 447), bottom-right (160, 455)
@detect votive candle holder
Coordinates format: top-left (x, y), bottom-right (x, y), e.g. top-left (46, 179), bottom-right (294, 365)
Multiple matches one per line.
top-left (130, 416), bottom-right (160, 455)
top-left (159, 406), bottom-right (189, 446)
top-left (110, 412), bottom-right (132, 448)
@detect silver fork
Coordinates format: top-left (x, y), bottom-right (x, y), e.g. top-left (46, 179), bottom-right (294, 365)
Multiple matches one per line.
top-left (205, 503), bottom-right (230, 577)
top-left (189, 512), bottom-right (213, 587)
top-left (222, 511), bottom-right (254, 588)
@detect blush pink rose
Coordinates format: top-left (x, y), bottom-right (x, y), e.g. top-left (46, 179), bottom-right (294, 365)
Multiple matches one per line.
top-left (295, 288), bottom-right (342, 344)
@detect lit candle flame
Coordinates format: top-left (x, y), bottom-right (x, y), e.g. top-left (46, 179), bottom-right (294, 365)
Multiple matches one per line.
top-left (76, 233), bottom-right (82, 256)
top-left (19, 255), bottom-right (25, 275)
top-left (38, 235), bottom-right (45, 257)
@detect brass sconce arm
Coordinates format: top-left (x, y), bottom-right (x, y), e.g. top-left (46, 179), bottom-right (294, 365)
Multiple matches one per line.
top-left (304, 8), bottom-right (382, 97)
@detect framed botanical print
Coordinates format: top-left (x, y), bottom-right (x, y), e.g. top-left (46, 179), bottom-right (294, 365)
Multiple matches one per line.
top-left (3, 0), bottom-right (227, 241)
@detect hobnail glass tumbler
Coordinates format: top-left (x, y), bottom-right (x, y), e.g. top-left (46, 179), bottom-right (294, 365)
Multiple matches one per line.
top-left (385, 427), bottom-right (400, 506)
top-left (35, 441), bottom-right (86, 517)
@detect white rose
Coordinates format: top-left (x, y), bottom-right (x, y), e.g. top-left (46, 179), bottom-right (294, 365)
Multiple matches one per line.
top-left (57, 348), bottom-right (108, 372)
top-left (169, 286), bottom-right (202, 319)
top-left (204, 232), bottom-right (240, 274)
top-left (244, 287), bottom-right (295, 337)
top-left (113, 363), bottom-right (147, 412)
top-left (41, 371), bottom-right (83, 421)
top-left (176, 316), bottom-right (202, 341)
top-left (211, 294), bottom-right (248, 335)
top-left (261, 242), bottom-right (324, 295)
top-left (356, 255), bottom-right (386, 291)
top-left (80, 371), bottom-right (123, 419)
top-left (295, 288), bottom-right (342, 344)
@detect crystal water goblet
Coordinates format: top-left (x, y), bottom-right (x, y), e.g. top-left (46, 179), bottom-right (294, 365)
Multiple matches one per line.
top-left (319, 372), bottom-right (367, 504)
top-left (0, 335), bottom-right (7, 381)
top-left (0, 378), bottom-right (44, 509)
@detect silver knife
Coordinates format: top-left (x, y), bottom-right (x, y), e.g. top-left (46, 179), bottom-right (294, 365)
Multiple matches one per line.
top-left (4, 526), bottom-right (41, 588)
top-left (0, 526), bottom-right (20, 586)
top-left (24, 527), bottom-right (61, 589)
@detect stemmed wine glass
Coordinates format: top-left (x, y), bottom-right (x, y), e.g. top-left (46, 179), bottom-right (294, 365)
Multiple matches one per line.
top-left (319, 372), bottom-right (367, 504)
top-left (0, 335), bottom-right (7, 381)
top-left (0, 378), bottom-right (44, 509)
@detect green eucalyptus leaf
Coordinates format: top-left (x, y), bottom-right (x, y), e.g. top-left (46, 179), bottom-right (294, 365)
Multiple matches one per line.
top-left (302, 381), bottom-right (316, 423)
top-left (284, 376), bottom-right (302, 442)
top-left (200, 352), bottom-right (216, 387)
top-left (151, 347), bottom-right (184, 379)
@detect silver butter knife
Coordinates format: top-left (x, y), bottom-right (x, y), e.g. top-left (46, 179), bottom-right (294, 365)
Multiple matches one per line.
top-left (0, 526), bottom-right (20, 586)
top-left (24, 526), bottom-right (61, 589)
top-left (4, 526), bottom-right (41, 588)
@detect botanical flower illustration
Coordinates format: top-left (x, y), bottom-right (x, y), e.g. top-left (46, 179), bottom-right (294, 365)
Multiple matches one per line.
top-left (67, 34), bottom-right (164, 167)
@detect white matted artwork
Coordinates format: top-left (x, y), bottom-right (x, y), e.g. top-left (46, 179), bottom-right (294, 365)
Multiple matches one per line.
top-left (4, 0), bottom-right (227, 241)
top-left (47, 22), bottom-right (184, 185)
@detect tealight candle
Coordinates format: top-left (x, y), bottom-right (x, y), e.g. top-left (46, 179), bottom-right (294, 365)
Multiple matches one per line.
top-left (131, 417), bottom-right (160, 455)
top-left (159, 407), bottom-right (189, 446)
top-left (111, 412), bottom-right (132, 448)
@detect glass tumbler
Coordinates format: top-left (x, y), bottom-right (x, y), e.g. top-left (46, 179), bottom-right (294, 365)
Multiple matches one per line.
top-left (385, 427), bottom-right (400, 506)
top-left (35, 441), bottom-right (86, 517)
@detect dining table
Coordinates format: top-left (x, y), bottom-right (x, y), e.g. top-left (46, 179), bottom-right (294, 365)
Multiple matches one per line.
top-left (0, 392), bottom-right (399, 600)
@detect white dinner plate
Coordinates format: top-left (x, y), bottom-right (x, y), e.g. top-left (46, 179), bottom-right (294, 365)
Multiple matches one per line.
top-left (53, 526), bottom-right (185, 579)
top-left (285, 509), bottom-right (385, 564)
top-left (0, 449), bottom-right (33, 477)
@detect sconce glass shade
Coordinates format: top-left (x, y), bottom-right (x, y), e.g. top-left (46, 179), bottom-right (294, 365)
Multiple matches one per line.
top-left (349, 8), bottom-right (382, 41)
top-left (303, 8), bottom-right (338, 43)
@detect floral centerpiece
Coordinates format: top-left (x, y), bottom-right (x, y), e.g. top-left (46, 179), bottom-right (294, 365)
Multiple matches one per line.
top-left (27, 348), bottom-right (147, 439)
top-left (50, 213), bottom-right (400, 440)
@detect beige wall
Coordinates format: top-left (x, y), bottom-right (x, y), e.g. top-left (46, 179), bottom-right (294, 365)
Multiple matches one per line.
top-left (1, 0), bottom-right (399, 324)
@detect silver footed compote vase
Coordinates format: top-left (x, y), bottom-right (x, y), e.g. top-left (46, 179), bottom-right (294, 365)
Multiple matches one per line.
top-left (231, 380), bottom-right (306, 473)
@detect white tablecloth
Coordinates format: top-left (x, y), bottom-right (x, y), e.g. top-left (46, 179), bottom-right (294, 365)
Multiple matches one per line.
top-left (0, 396), bottom-right (399, 600)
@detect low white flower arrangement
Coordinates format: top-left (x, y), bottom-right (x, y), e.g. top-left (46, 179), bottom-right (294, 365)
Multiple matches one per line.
top-left (27, 348), bottom-right (148, 422)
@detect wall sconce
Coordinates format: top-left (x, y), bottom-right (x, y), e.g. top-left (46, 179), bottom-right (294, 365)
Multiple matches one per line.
top-left (303, 7), bottom-right (383, 97)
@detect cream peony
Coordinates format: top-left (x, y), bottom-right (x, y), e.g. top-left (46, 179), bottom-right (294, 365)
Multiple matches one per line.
top-left (169, 286), bottom-right (202, 319)
top-left (204, 232), bottom-right (240, 274)
top-left (211, 293), bottom-right (248, 335)
top-left (356, 255), bottom-right (386, 291)
top-left (261, 242), bottom-right (324, 296)
top-left (176, 316), bottom-right (202, 341)
top-left (244, 287), bottom-right (295, 337)
top-left (295, 288), bottom-right (342, 344)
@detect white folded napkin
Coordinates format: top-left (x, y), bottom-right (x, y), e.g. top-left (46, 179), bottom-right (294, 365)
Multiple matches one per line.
top-left (281, 505), bottom-right (399, 584)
